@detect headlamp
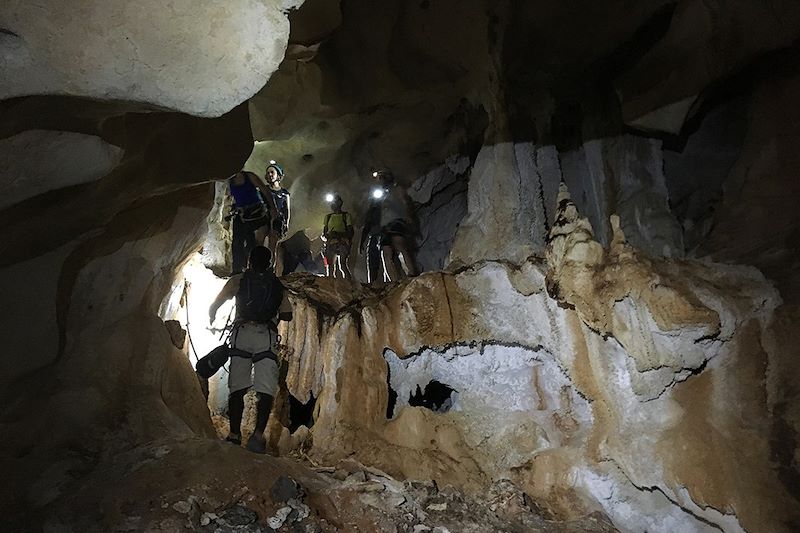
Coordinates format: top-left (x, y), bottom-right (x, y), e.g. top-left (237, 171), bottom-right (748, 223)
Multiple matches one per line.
top-left (269, 160), bottom-right (277, 165)
top-left (372, 188), bottom-right (385, 200)
top-left (372, 171), bottom-right (379, 178)
top-left (325, 193), bottom-right (335, 203)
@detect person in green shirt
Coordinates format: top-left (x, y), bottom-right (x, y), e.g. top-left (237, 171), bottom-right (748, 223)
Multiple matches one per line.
top-left (322, 194), bottom-right (354, 278)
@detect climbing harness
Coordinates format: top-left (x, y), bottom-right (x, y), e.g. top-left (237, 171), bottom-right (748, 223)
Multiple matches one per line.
top-left (227, 320), bottom-right (280, 363)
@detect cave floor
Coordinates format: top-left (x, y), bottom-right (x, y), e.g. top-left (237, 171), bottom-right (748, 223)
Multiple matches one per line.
top-left (12, 436), bottom-right (618, 532)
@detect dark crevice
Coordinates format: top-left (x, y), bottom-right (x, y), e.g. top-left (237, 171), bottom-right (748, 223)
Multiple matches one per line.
top-left (287, 393), bottom-right (316, 432)
top-left (386, 364), bottom-right (398, 419)
top-left (0, 28), bottom-right (21, 38)
top-left (408, 380), bottom-right (456, 413)
top-left (600, 3), bottom-right (678, 83)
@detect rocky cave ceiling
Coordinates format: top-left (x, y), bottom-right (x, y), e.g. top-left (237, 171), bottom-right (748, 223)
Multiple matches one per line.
top-left (1, 0), bottom-right (800, 532)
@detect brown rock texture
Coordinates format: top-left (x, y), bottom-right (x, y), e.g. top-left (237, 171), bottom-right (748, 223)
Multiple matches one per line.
top-left (1, 1), bottom-right (799, 532)
top-left (275, 192), bottom-right (796, 531)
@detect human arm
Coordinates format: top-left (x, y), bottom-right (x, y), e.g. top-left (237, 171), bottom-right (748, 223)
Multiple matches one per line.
top-left (208, 274), bottom-right (241, 323)
top-left (284, 193), bottom-right (291, 230)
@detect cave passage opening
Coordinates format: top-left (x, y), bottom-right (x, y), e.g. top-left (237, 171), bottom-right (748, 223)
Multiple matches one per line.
top-left (160, 251), bottom-right (232, 414)
top-left (408, 380), bottom-right (457, 413)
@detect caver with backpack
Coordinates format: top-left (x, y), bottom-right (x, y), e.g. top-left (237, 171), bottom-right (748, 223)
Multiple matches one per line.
top-left (227, 170), bottom-right (273, 275)
top-left (196, 246), bottom-right (292, 454)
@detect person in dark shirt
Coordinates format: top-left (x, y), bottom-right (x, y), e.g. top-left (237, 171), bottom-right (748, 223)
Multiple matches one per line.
top-left (200, 246), bottom-right (292, 453)
top-left (228, 171), bottom-right (272, 274)
top-left (265, 161), bottom-right (290, 274)
top-left (359, 197), bottom-right (384, 283)
top-left (280, 230), bottom-right (323, 275)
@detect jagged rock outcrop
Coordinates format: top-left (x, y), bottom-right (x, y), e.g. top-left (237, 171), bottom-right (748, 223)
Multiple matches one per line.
top-left (277, 188), bottom-right (794, 531)
top-left (2, 1), bottom-right (800, 532)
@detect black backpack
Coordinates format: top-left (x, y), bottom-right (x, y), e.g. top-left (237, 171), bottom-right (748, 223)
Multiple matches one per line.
top-left (236, 271), bottom-right (283, 323)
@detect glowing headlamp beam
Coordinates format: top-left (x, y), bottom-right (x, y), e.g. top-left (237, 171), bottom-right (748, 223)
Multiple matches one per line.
top-left (372, 188), bottom-right (385, 200)
top-left (325, 193), bottom-right (335, 203)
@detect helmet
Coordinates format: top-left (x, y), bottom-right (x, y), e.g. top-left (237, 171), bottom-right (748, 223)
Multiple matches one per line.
top-left (266, 160), bottom-right (285, 177)
top-left (371, 169), bottom-right (394, 183)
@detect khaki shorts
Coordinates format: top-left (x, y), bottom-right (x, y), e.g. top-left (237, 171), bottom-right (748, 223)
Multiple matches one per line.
top-left (228, 323), bottom-right (279, 395)
top-left (325, 238), bottom-right (351, 257)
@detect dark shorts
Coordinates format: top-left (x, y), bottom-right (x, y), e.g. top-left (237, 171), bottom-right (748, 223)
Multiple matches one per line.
top-left (380, 220), bottom-right (413, 246)
top-left (272, 218), bottom-right (287, 237)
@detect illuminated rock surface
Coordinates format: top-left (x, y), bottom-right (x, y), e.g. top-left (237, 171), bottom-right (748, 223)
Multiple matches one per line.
top-left (277, 199), bottom-right (794, 531)
top-left (1, 0), bottom-right (800, 532)
top-left (0, 0), bottom-right (298, 116)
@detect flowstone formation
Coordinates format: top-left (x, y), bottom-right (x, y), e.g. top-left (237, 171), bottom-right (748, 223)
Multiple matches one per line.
top-left (2, 0), bottom-right (800, 531)
top-left (277, 189), bottom-right (796, 532)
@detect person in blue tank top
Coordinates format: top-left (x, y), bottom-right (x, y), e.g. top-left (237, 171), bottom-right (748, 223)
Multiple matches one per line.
top-left (228, 170), bottom-right (273, 275)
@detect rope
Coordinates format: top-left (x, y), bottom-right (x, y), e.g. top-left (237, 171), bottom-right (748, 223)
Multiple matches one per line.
top-left (220, 305), bottom-right (235, 341)
top-left (183, 280), bottom-right (200, 364)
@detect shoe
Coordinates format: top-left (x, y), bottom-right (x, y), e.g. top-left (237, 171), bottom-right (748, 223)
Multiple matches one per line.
top-left (246, 433), bottom-right (267, 454)
top-left (226, 433), bottom-right (242, 445)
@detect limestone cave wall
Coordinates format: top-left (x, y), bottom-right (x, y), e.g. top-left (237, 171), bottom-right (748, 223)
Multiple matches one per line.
top-left (1, 0), bottom-right (799, 532)
top-left (277, 191), bottom-right (798, 531)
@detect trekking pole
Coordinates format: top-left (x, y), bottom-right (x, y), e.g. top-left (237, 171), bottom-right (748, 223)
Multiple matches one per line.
top-left (183, 280), bottom-right (200, 363)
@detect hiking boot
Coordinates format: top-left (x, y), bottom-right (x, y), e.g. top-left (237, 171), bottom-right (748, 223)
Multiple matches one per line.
top-left (245, 433), bottom-right (267, 454)
top-left (225, 433), bottom-right (242, 446)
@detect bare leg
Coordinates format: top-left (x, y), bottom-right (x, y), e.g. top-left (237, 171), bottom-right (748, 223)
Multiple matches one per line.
top-left (382, 245), bottom-right (399, 281)
top-left (274, 242), bottom-right (285, 276)
top-left (266, 230), bottom-right (281, 274)
top-left (268, 231), bottom-right (278, 257)
top-left (339, 251), bottom-right (352, 279)
top-left (392, 235), bottom-right (419, 276)
top-left (324, 252), bottom-right (336, 277)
